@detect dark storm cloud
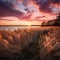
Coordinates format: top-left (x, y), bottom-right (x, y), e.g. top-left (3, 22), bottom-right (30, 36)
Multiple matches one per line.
top-left (32, 0), bottom-right (60, 13)
top-left (22, 0), bottom-right (29, 6)
top-left (49, 0), bottom-right (60, 4)
top-left (0, 0), bottom-right (23, 18)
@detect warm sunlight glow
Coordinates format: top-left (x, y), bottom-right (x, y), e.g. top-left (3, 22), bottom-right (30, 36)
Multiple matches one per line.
top-left (27, 23), bottom-right (31, 26)
top-left (0, 20), bottom-right (42, 25)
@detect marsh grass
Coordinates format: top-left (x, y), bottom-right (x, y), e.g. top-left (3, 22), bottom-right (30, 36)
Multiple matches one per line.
top-left (0, 26), bottom-right (60, 60)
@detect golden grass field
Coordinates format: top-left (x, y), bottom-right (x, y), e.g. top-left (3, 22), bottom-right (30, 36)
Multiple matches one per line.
top-left (0, 26), bottom-right (60, 60)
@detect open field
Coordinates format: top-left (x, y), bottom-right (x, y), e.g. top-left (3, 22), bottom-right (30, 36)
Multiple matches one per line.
top-left (0, 26), bottom-right (60, 60)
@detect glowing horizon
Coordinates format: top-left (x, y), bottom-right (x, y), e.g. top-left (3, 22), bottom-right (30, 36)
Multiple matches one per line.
top-left (0, 20), bottom-right (43, 25)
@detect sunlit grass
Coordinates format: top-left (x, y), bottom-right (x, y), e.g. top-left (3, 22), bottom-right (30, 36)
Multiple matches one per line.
top-left (0, 26), bottom-right (60, 60)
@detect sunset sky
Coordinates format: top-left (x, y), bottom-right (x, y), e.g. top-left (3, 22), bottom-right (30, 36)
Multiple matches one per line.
top-left (0, 0), bottom-right (60, 25)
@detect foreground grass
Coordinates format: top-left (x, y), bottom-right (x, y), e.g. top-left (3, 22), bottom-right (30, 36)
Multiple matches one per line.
top-left (0, 26), bottom-right (60, 60)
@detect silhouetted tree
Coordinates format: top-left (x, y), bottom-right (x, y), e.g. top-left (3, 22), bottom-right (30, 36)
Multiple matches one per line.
top-left (54, 14), bottom-right (60, 26)
top-left (42, 14), bottom-right (60, 26)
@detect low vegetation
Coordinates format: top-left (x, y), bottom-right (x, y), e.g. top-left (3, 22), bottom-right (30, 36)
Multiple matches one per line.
top-left (0, 26), bottom-right (60, 60)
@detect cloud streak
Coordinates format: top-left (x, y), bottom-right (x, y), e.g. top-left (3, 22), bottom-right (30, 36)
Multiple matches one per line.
top-left (0, 0), bottom-right (24, 18)
top-left (31, 0), bottom-right (60, 13)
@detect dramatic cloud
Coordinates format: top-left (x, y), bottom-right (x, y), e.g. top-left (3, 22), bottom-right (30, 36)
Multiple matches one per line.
top-left (0, 0), bottom-right (24, 18)
top-left (31, 0), bottom-right (60, 13)
top-left (0, 0), bottom-right (60, 25)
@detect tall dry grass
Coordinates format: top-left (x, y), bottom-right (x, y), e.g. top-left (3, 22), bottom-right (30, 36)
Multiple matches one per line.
top-left (0, 27), bottom-right (60, 60)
